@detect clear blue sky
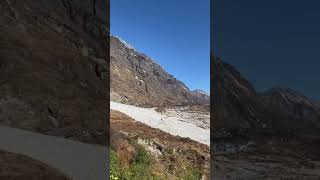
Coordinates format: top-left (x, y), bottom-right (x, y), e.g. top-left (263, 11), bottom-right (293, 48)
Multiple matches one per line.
top-left (213, 0), bottom-right (320, 101)
top-left (111, 0), bottom-right (210, 93)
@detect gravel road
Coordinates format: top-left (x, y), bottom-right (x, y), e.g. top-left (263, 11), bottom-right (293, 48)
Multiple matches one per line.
top-left (0, 126), bottom-right (108, 180)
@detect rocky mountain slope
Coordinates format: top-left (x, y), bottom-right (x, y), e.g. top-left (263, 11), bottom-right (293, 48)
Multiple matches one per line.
top-left (212, 57), bottom-right (320, 140)
top-left (110, 35), bottom-right (210, 179)
top-left (110, 36), bottom-right (209, 107)
top-left (212, 56), bottom-right (320, 179)
top-left (0, 0), bottom-right (108, 144)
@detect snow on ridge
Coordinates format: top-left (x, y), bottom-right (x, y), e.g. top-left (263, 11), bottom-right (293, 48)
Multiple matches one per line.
top-left (110, 101), bottom-right (210, 146)
top-left (112, 35), bottom-right (135, 50)
top-left (193, 89), bottom-right (209, 96)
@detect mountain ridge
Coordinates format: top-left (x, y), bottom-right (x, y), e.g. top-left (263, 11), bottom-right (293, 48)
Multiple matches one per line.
top-left (111, 35), bottom-right (209, 107)
top-left (213, 57), bottom-right (320, 139)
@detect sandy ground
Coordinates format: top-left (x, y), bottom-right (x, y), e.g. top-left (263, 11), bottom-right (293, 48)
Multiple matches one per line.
top-left (0, 126), bottom-right (107, 180)
top-left (110, 101), bottom-right (210, 145)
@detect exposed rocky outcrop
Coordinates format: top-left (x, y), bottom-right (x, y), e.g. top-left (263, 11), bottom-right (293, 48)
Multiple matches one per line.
top-left (0, 0), bottom-right (109, 144)
top-left (110, 36), bottom-right (209, 107)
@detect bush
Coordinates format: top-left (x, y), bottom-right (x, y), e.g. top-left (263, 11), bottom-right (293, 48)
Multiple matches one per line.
top-left (110, 146), bottom-right (156, 180)
top-left (110, 149), bottom-right (120, 180)
top-left (181, 167), bottom-right (202, 180)
top-left (110, 146), bottom-right (203, 179)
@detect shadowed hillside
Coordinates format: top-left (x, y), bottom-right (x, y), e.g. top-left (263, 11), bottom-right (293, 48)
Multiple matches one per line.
top-left (0, 0), bottom-right (109, 145)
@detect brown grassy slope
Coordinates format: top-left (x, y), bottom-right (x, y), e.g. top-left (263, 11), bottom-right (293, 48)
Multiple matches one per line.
top-left (110, 110), bottom-right (210, 179)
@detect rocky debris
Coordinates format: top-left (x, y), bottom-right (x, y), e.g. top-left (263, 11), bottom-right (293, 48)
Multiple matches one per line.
top-left (164, 106), bottom-right (210, 130)
top-left (213, 141), bottom-right (256, 155)
top-left (212, 141), bottom-right (320, 179)
top-left (137, 138), bottom-right (164, 157)
top-left (0, 0), bottom-right (109, 145)
top-left (110, 36), bottom-right (209, 107)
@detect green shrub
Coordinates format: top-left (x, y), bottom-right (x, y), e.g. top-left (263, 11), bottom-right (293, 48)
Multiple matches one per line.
top-left (110, 146), bottom-right (157, 180)
top-left (125, 146), bottom-right (152, 180)
top-left (110, 146), bottom-right (203, 180)
top-left (110, 149), bottom-right (120, 180)
top-left (181, 167), bottom-right (202, 180)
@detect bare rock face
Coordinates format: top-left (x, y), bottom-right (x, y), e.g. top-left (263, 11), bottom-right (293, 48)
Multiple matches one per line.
top-left (0, 0), bottom-right (109, 144)
top-left (110, 36), bottom-right (209, 107)
top-left (212, 57), bottom-right (320, 139)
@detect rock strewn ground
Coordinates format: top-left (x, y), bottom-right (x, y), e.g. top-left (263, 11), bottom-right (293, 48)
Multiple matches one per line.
top-left (212, 141), bottom-right (320, 179)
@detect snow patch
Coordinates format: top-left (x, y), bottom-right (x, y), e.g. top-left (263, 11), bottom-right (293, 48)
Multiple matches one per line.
top-left (113, 35), bottom-right (135, 50)
top-left (110, 101), bottom-right (210, 145)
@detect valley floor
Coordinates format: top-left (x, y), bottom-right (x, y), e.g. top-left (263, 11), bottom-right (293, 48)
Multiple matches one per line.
top-left (212, 141), bottom-right (320, 179)
top-left (110, 101), bottom-right (210, 145)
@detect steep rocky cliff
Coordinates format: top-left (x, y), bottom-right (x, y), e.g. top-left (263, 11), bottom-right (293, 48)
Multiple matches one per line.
top-left (110, 36), bottom-right (209, 107)
top-left (0, 0), bottom-right (109, 144)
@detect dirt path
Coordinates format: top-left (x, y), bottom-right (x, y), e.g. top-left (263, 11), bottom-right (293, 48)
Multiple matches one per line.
top-left (0, 126), bottom-right (107, 180)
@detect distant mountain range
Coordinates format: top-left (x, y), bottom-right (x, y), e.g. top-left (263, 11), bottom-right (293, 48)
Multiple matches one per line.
top-left (212, 57), bottom-right (320, 140)
top-left (110, 36), bottom-right (209, 107)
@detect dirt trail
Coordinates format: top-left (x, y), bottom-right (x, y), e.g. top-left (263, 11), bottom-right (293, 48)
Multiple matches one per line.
top-left (0, 126), bottom-right (107, 180)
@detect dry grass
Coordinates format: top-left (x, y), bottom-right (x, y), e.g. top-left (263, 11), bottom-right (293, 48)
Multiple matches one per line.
top-left (110, 110), bottom-right (210, 179)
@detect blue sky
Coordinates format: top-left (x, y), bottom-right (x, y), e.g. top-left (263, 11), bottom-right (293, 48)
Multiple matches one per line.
top-left (111, 0), bottom-right (210, 93)
top-left (213, 0), bottom-right (320, 101)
